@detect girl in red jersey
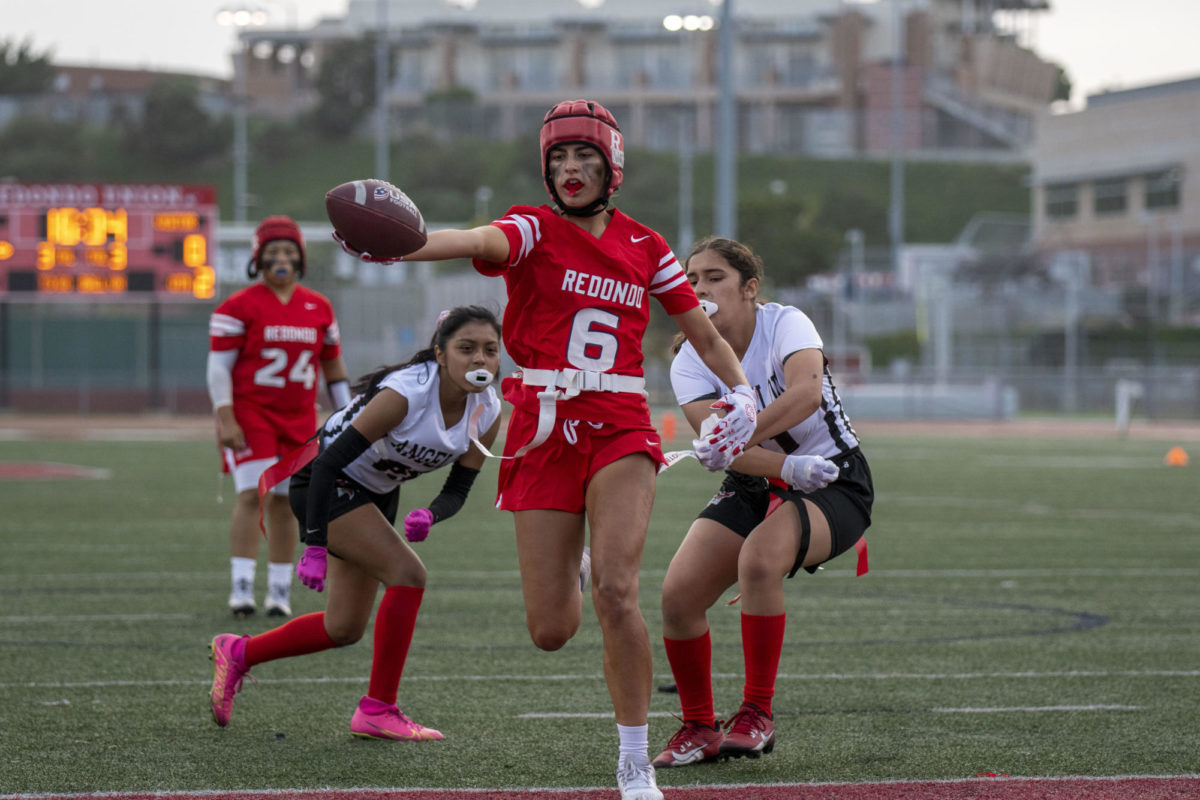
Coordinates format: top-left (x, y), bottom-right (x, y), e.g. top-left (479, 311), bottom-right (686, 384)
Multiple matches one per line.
top-left (337, 100), bottom-right (756, 800)
top-left (208, 215), bottom-right (350, 619)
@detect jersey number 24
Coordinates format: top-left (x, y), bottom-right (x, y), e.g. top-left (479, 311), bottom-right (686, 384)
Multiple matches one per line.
top-left (254, 348), bottom-right (316, 390)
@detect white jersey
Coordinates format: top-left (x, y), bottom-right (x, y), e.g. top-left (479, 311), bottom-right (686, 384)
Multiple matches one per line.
top-left (671, 302), bottom-right (859, 459)
top-left (320, 361), bottom-right (501, 494)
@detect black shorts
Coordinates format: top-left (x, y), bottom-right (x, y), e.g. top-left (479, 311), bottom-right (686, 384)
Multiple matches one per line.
top-left (695, 448), bottom-right (874, 578)
top-left (288, 459), bottom-right (400, 551)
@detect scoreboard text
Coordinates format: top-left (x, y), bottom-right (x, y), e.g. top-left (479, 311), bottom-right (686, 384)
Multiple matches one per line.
top-left (0, 183), bottom-right (217, 300)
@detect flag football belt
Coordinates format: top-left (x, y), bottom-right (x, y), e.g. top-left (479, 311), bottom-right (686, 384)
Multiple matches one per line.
top-left (469, 366), bottom-right (646, 460)
top-left (254, 436), bottom-right (321, 535)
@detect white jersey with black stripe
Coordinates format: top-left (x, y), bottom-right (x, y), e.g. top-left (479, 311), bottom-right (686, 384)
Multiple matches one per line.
top-left (321, 361), bottom-right (501, 493)
top-left (670, 302), bottom-right (859, 458)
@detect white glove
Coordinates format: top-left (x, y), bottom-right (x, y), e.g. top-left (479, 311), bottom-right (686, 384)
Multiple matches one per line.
top-left (692, 414), bottom-right (733, 470)
top-left (692, 385), bottom-right (757, 471)
top-left (781, 454), bottom-right (840, 493)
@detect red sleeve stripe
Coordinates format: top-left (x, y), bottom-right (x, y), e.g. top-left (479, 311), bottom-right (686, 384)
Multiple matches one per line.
top-left (496, 213), bottom-right (541, 265)
top-left (209, 313), bottom-right (245, 337)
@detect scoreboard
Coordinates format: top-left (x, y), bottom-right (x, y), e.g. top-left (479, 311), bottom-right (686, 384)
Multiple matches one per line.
top-left (0, 183), bottom-right (217, 300)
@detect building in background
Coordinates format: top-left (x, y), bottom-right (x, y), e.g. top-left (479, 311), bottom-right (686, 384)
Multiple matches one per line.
top-left (0, 66), bottom-right (229, 130)
top-left (1030, 76), bottom-right (1200, 323)
top-left (235, 0), bottom-right (1058, 159)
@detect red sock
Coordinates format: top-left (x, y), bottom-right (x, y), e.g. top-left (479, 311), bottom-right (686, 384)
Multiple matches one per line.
top-left (741, 613), bottom-right (786, 716)
top-left (367, 585), bottom-right (424, 706)
top-left (244, 612), bottom-right (339, 667)
top-left (663, 631), bottom-right (716, 727)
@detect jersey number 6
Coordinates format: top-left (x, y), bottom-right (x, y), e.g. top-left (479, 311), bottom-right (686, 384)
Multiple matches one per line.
top-left (567, 308), bottom-right (619, 372)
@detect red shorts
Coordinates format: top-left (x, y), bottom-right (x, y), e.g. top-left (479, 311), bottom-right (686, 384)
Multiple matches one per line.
top-left (230, 403), bottom-right (313, 464)
top-left (224, 403), bottom-right (314, 492)
top-left (496, 407), bottom-right (666, 514)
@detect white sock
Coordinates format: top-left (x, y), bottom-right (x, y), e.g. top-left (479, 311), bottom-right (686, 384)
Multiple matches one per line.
top-left (267, 561), bottom-right (293, 594)
top-left (231, 557), bottom-right (256, 592)
top-left (616, 723), bottom-right (649, 759)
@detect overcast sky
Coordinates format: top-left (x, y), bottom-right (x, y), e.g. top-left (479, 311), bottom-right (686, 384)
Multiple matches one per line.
top-left (6, 0), bottom-right (1199, 107)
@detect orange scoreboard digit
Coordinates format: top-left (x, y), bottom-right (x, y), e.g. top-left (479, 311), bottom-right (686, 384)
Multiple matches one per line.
top-left (0, 183), bottom-right (218, 300)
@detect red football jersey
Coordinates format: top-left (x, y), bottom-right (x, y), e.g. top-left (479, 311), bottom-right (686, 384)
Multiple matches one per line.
top-left (474, 205), bottom-right (699, 425)
top-left (209, 283), bottom-right (342, 420)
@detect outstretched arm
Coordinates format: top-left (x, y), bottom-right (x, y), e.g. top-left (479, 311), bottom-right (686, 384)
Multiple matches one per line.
top-left (404, 226), bottom-right (511, 264)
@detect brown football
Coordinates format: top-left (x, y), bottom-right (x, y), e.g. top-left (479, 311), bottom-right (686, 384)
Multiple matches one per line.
top-left (325, 179), bottom-right (427, 259)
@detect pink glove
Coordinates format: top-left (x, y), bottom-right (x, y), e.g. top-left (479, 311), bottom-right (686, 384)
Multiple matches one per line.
top-left (403, 508), bottom-right (433, 543)
top-left (332, 230), bottom-right (403, 264)
top-left (296, 546), bottom-right (328, 592)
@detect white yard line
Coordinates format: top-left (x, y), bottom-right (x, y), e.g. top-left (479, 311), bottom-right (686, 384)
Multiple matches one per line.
top-left (3, 669), bottom-right (1197, 691)
top-left (520, 704), bottom-right (1144, 719)
top-left (3, 775), bottom-right (1200, 800)
top-left (0, 566), bottom-right (1196, 583)
top-left (930, 704), bottom-right (1141, 713)
top-left (2, 613), bottom-right (193, 623)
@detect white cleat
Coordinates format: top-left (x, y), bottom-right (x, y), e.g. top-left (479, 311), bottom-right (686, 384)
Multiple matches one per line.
top-left (579, 546), bottom-right (592, 593)
top-left (617, 752), bottom-right (663, 800)
top-left (264, 585), bottom-right (292, 617)
top-left (228, 578), bottom-right (255, 618)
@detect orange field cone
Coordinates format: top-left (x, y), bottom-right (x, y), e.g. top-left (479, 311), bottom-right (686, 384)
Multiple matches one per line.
top-left (1164, 446), bottom-right (1189, 466)
top-left (660, 411), bottom-right (677, 442)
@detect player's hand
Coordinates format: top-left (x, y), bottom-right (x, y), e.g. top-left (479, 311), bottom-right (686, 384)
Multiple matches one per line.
top-left (692, 385), bottom-right (757, 471)
top-left (216, 417), bottom-right (246, 452)
top-left (692, 414), bottom-right (734, 470)
top-left (332, 230), bottom-right (403, 264)
top-left (781, 454), bottom-right (840, 493)
top-left (403, 508), bottom-right (433, 543)
top-left (295, 546), bottom-right (328, 592)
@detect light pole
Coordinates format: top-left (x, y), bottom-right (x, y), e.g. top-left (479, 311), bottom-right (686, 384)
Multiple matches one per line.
top-left (216, 4), bottom-right (270, 224)
top-left (663, 12), bottom-right (712, 254)
top-left (888, 0), bottom-right (906, 275)
top-left (714, 0), bottom-right (736, 238)
top-left (374, 0), bottom-right (390, 182)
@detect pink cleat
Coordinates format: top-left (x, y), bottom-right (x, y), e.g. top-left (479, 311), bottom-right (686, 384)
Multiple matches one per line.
top-left (209, 634), bottom-right (252, 726)
top-left (350, 695), bottom-right (443, 741)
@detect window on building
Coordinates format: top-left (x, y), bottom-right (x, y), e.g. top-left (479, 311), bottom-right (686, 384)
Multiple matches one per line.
top-left (1093, 177), bottom-right (1127, 215)
top-left (486, 46), bottom-right (555, 91)
top-left (1045, 183), bottom-right (1077, 219)
top-left (1145, 169), bottom-right (1181, 210)
top-left (394, 50), bottom-right (424, 92)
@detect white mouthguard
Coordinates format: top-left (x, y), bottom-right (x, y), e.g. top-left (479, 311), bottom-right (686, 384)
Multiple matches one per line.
top-left (699, 299), bottom-right (718, 317)
top-left (465, 368), bottom-right (494, 387)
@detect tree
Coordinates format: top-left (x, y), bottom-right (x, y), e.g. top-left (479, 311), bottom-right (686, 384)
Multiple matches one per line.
top-left (124, 78), bottom-right (225, 166)
top-left (0, 37), bottom-right (55, 95)
top-left (0, 117), bottom-right (83, 179)
top-left (1051, 62), bottom-right (1072, 103)
top-left (310, 36), bottom-right (380, 139)
top-left (737, 186), bottom-right (888, 288)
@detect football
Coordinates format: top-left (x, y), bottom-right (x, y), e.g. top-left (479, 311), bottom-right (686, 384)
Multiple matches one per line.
top-left (324, 179), bottom-right (427, 259)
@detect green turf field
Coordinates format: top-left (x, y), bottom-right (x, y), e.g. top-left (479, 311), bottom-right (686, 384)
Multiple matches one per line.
top-left (1, 425), bottom-right (1197, 794)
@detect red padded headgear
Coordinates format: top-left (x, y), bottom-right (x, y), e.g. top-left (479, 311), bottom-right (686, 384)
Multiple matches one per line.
top-left (249, 215), bottom-right (305, 277)
top-left (540, 99), bottom-right (624, 201)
